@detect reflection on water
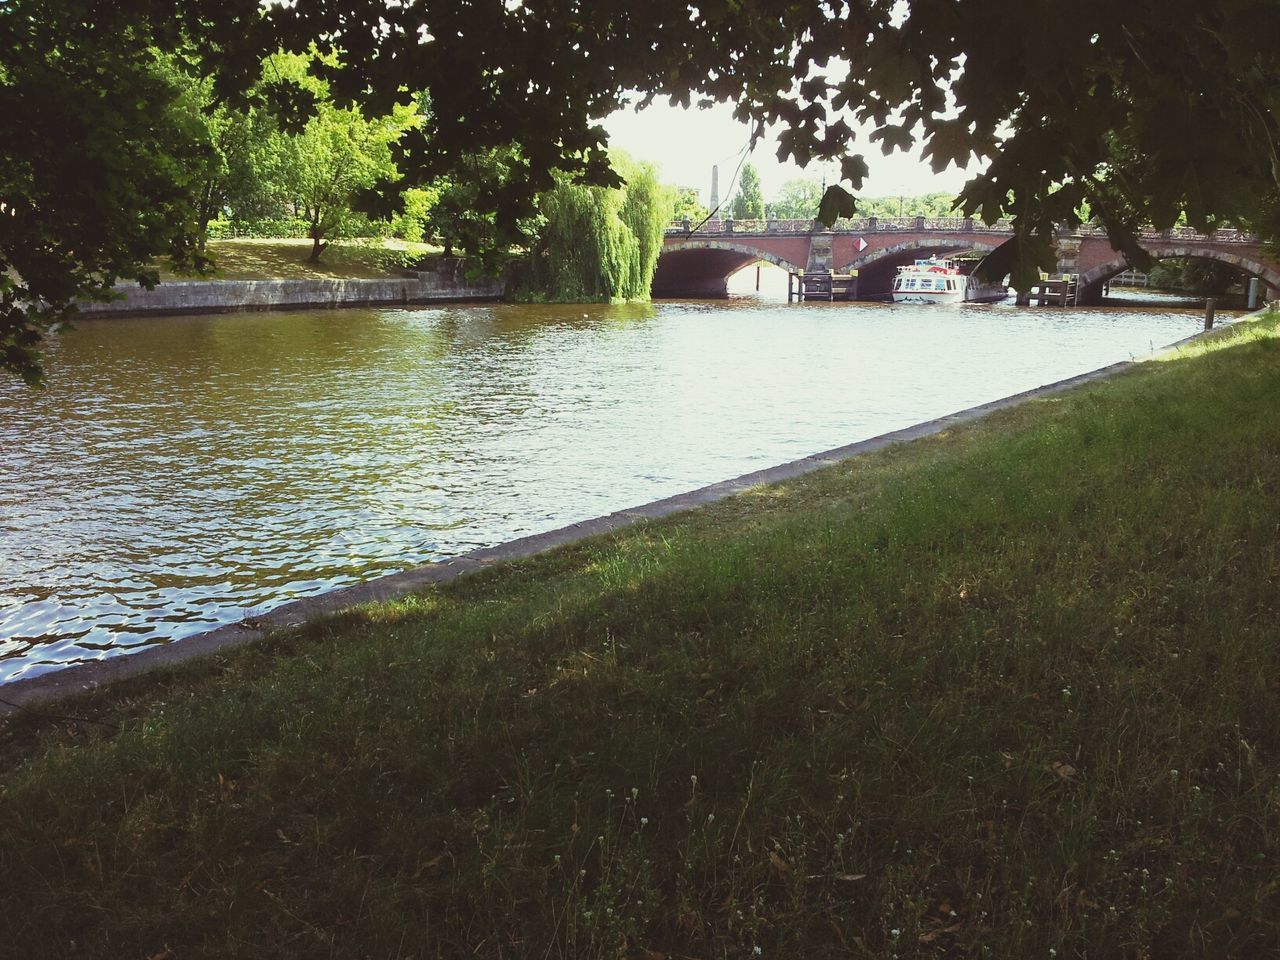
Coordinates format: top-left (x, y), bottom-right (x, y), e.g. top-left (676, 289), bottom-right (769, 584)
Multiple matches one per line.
top-left (0, 296), bottom-right (1218, 681)
top-left (1101, 287), bottom-right (1220, 308)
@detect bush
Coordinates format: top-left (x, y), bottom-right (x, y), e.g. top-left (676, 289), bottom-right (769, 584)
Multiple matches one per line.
top-left (205, 218), bottom-right (311, 240)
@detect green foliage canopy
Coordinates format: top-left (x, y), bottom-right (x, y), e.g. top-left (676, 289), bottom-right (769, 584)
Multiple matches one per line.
top-left (671, 187), bottom-right (708, 224)
top-left (422, 149), bottom-right (533, 262)
top-left (1147, 258), bottom-right (1246, 297)
top-left (856, 192), bottom-right (960, 220)
top-left (526, 154), bottom-right (671, 302)
top-left (1, 5), bottom-right (215, 384)
top-left (156, 58), bottom-right (281, 249)
top-left (252, 54), bottom-right (419, 261)
top-left (767, 179), bottom-right (824, 221)
top-left (729, 163), bottom-right (765, 220)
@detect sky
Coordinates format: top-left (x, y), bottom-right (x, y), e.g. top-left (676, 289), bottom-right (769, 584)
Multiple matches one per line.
top-left (602, 97), bottom-right (979, 205)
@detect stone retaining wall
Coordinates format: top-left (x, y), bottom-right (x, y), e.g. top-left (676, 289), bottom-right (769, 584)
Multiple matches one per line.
top-left (77, 260), bottom-right (504, 316)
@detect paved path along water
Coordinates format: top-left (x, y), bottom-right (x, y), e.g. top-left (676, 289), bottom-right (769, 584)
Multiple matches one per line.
top-left (0, 296), bottom-right (1214, 682)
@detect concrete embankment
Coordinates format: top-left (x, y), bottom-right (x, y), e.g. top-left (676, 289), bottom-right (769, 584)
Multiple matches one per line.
top-left (77, 260), bottom-right (504, 317)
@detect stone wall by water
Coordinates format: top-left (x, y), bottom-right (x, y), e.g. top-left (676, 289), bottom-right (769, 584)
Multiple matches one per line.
top-left (77, 260), bottom-right (504, 316)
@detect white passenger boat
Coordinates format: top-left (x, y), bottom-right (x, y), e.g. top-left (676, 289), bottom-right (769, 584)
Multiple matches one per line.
top-left (891, 257), bottom-right (1008, 304)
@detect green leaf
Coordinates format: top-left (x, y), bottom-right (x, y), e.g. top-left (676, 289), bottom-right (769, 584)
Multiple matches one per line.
top-left (260, 79), bottom-right (319, 136)
top-left (1007, 233), bottom-right (1059, 291)
top-left (923, 120), bottom-right (972, 173)
top-left (840, 155), bottom-right (870, 190)
top-left (817, 185), bottom-right (857, 227)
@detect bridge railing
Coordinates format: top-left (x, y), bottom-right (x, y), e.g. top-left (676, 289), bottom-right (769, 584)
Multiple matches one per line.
top-left (1081, 224), bottom-right (1259, 244)
top-left (664, 218), bottom-right (1259, 243)
top-left (665, 216), bottom-right (1017, 235)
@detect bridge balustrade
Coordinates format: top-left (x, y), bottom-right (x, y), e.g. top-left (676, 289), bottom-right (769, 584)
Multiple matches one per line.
top-left (1157, 226), bottom-right (1251, 243)
top-left (664, 217), bottom-right (1257, 243)
top-left (664, 216), bottom-right (1014, 235)
top-left (1070, 223), bottom-right (1256, 243)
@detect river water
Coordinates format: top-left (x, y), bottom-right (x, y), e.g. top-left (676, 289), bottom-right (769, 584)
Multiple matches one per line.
top-left (0, 295), bottom-right (1217, 682)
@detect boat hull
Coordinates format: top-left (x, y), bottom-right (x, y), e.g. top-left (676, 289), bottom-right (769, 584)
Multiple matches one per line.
top-left (892, 290), bottom-right (965, 305)
top-left (963, 283), bottom-right (1010, 303)
top-left (892, 282), bottom-right (1008, 304)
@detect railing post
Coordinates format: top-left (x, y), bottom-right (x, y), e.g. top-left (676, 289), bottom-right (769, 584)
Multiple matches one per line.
top-left (914, 215), bottom-right (926, 230)
top-left (963, 217), bottom-right (974, 232)
top-left (867, 216), bottom-right (878, 231)
top-left (724, 218), bottom-right (735, 234)
top-left (681, 218), bottom-right (691, 233)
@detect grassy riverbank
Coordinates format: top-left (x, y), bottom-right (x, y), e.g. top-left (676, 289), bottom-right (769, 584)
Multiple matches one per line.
top-left (157, 238), bottom-right (440, 281)
top-left (3, 315), bottom-right (1280, 959)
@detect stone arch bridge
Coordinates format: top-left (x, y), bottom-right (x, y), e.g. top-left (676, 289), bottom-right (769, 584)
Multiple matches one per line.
top-left (654, 217), bottom-right (1280, 303)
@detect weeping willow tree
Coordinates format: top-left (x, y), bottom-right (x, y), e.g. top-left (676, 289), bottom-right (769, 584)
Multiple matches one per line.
top-left (524, 153), bottom-right (672, 302)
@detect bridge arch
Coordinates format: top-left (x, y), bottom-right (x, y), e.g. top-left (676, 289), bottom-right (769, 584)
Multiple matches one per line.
top-left (652, 239), bottom-right (808, 298)
top-left (1077, 244), bottom-right (1280, 302)
top-left (840, 238), bottom-right (1005, 300)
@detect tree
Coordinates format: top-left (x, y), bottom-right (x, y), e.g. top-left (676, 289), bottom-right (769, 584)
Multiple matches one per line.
top-left (1, 6), bottom-right (214, 384)
top-left (198, 108), bottom-right (281, 242)
top-left (268, 104), bottom-right (411, 261)
top-left (157, 60), bottom-right (281, 248)
top-left (729, 163), bottom-right (765, 220)
top-left (6, 0), bottom-right (1280, 380)
top-left (856, 193), bottom-right (960, 219)
top-left (524, 152), bottom-right (672, 302)
top-left (1148, 258), bottom-right (1246, 296)
top-left (671, 187), bottom-right (708, 224)
top-left (255, 54), bottom-right (417, 262)
top-left (615, 155), bottom-right (670, 298)
top-left (423, 148), bottom-right (534, 262)
top-left (767, 179), bottom-right (824, 220)
top-left (390, 186), bottom-right (441, 244)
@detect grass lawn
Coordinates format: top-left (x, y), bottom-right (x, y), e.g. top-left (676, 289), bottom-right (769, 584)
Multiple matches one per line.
top-left (2, 315), bottom-right (1279, 959)
top-left (156, 238), bottom-right (441, 281)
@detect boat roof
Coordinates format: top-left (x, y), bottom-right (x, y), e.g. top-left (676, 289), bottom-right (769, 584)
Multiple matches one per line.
top-left (898, 257), bottom-right (958, 272)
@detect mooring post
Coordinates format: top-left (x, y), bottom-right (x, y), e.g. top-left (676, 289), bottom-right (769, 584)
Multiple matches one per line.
top-left (1205, 297), bottom-right (1217, 330)
top-left (788, 272), bottom-right (794, 302)
top-left (756, 264), bottom-right (761, 291)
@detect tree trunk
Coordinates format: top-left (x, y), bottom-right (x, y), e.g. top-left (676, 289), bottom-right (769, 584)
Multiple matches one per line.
top-left (308, 211), bottom-right (327, 263)
top-left (196, 183), bottom-right (218, 253)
